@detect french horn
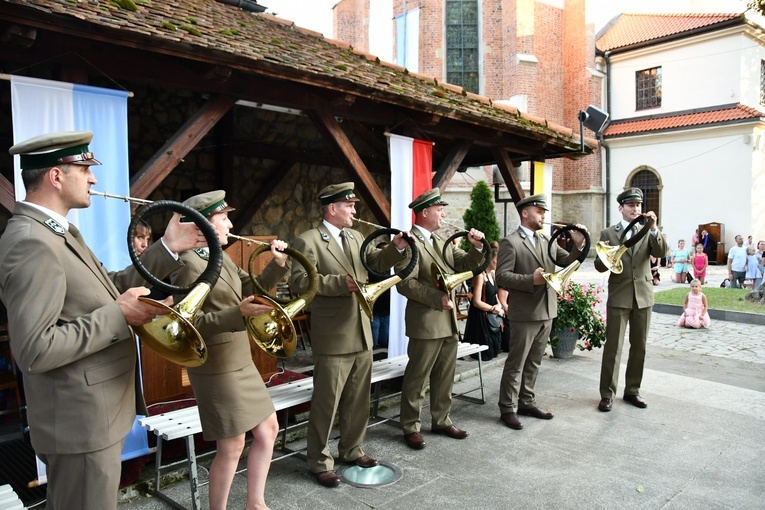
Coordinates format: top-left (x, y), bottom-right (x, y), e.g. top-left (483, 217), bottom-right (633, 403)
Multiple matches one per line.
top-left (431, 230), bottom-right (492, 294)
top-left (353, 219), bottom-right (419, 319)
top-left (596, 215), bottom-right (655, 274)
top-left (126, 199), bottom-right (223, 367)
top-left (239, 237), bottom-right (319, 358)
top-left (541, 224), bottom-right (591, 296)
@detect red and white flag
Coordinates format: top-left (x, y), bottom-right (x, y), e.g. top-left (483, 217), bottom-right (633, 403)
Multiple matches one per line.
top-left (388, 134), bottom-right (432, 357)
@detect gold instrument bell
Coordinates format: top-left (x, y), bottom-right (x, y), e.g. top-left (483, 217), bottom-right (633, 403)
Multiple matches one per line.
top-left (595, 215), bottom-right (654, 274)
top-left (431, 230), bottom-right (492, 294)
top-left (541, 224), bottom-right (591, 296)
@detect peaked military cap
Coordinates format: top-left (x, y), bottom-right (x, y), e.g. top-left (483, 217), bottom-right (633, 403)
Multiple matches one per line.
top-left (182, 190), bottom-right (234, 221)
top-left (409, 188), bottom-right (448, 213)
top-left (515, 193), bottom-right (549, 211)
top-left (616, 187), bottom-right (643, 205)
top-left (9, 131), bottom-right (101, 170)
top-left (318, 182), bottom-right (359, 205)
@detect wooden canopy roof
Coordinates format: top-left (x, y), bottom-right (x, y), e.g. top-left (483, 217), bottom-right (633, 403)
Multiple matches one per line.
top-left (0, 0), bottom-right (594, 222)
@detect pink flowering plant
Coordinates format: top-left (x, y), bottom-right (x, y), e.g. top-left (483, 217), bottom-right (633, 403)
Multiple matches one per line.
top-left (551, 281), bottom-right (606, 351)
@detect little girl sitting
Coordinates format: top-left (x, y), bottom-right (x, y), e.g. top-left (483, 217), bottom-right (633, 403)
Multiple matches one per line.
top-left (677, 279), bottom-right (711, 329)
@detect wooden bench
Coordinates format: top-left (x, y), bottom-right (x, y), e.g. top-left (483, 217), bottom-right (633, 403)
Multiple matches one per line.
top-left (138, 342), bottom-right (488, 510)
top-left (0, 485), bottom-right (25, 510)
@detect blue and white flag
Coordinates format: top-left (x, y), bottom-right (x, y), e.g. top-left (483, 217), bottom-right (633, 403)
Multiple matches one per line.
top-left (10, 75), bottom-right (131, 271)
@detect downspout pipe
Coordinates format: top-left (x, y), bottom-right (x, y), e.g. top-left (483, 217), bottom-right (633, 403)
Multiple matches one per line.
top-left (602, 49), bottom-right (612, 224)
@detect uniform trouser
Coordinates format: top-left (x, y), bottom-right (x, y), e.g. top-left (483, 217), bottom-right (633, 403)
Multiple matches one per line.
top-left (497, 319), bottom-right (552, 414)
top-left (39, 439), bottom-right (124, 510)
top-left (599, 305), bottom-right (650, 398)
top-left (400, 334), bottom-right (458, 434)
top-left (307, 350), bottom-right (372, 473)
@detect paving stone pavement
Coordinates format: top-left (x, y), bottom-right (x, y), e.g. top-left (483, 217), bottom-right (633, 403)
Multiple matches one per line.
top-left (112, 257), bottom-right (765, 510)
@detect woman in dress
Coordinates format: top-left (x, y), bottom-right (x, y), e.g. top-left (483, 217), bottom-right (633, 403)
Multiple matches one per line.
top-left (464, 241), bottom-right (503, 360)
top-left (173, 190), bottom-right (288, 510)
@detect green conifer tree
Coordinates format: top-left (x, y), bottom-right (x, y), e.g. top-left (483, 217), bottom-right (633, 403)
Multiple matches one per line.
top-left (461, 180), bottom-right (501, 250)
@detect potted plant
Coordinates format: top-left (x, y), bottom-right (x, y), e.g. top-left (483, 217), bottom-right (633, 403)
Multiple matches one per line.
top-left (550, 281), bottom-right (607, 358)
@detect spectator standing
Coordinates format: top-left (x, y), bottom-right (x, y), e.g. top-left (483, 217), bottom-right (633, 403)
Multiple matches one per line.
top-left (691, 229), bottom-right (699, 247)
top-left (727, 235), bottom-right (747, 288)
top-left (464, 241), bottom-right (503, 361)
top-left (692, 243), bottom-right (709, 285)
top-left (671, 240), bottom-right (691, 283)
top-left (745, 245), bottom-right (763, 290)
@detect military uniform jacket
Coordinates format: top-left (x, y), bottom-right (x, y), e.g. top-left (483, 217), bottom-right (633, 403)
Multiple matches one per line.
top-left (0, 202), bottom-right (182, 455)
top-left (594, 223), bottom-right (667, 310)
top-left (174, 250), bottom-right (287, 375)
top-left (495, 228), bottom-right (581, 322)
top-left (289, 224), bottom-right (404, 356)
top-left (396, 229), bottom-right (484, 339)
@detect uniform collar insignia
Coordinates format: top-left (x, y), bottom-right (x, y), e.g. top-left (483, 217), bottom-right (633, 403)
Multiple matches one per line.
top-left (432, 233), bottom-right (441, 242)
top-left (320, 231), bottom-right (330, 242)
top-left (193, 248), bottom-right (209, 260)
top-left (615, 224), bottom-right (622, 232)
top-left (345, 230), bottom-right (355, 240)
top-left (519, 230), bottom-right (527, 239)
top-left (413, 230), bottom-right (426, 242)
top-left (44, 218), bottom-right (65, 235)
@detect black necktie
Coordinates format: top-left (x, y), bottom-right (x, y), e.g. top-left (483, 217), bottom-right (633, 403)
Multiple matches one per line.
top-left (68, 224), bottom-right (87, 250)
top-left (340, 231), bottom-right (354, 270)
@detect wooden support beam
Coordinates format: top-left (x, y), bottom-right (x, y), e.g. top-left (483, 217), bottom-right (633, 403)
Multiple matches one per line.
top-left (130, 94), bottom-right (237, 199)
top-left (0, 175), bottom-right (15, 214)
top-left (307, 108), bottom-right (390, 223)
top-left (491, 148), bottom-right (525, 203)
top-left (432, 140), bottom-right (471, 189)
top-left (232, 161), bottom-right (295, 234)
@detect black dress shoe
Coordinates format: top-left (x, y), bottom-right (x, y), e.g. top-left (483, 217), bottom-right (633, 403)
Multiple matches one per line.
top-left (404, 432), bottom-right (426, 450)
top-left (598, 398), bottom-right (613, 412)
top-left (623, 394), bottom-right (648, 408)
top-left (517, 406), bottom-right (554, 420)
top-left (500, 412), bottom-right (523, 430)
top-left (431, 424), bottom-right (469, 439)
top-left (314, 470), bottom-right (340, 488)
top-left (345, 454), bottom-right (379, 468)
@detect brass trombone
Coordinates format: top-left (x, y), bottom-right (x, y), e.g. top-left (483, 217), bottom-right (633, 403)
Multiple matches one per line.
top-left (541, 225), bottom-right (591, 295)
top-left (227, 234), bottom-right (319, 358)
top-left (432, 231), bottom-right (492, 294)
top-left (95, 192), bottom-right (224, 368)
top-left (351, 217), bottom-right (419, 319)
top-left (596, 215), bottom-right (655, 274)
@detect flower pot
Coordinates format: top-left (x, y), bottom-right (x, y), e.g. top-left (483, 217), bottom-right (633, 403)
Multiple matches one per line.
top-left (551, 329), bottom-right (578, 359)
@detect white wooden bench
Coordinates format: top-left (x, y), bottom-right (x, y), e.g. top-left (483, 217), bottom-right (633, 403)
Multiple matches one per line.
top-left (0, 485), bottom-right (25, 510)
top-left (138, 342), bottom-right (488, 510)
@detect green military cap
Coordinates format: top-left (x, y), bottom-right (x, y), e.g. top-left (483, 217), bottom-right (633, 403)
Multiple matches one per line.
top-left (181, 190), bottom-right (235, 221)
top-left (515, 193), bottom-right (549, 211)
top-left (9, 131), bottom-right (101, 170)
top-left (616, 187), bottom-right (643, 205)
top-left (318, 182), bottom-right (359, 205)
top-left (409, 188), bottom-right (448, 213)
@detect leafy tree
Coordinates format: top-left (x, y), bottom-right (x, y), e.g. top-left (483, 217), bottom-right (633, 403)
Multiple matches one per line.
top-left (460, 180), bottom-right (501, 251)
top-left (749, 1), bottom-right (765, 16)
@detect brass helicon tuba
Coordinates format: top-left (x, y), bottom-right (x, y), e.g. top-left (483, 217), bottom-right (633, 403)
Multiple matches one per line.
top-left (431, 229), bottom-right (492, 294)
top-left (125, 198), bottom-right (224, 368)
top-left (352, 217), bottom-right (419, 319)
top-left (229, 235), bottom-right (319, 359)
top-left (541, 224), bottom-right (591, 296)
top-left (595, 215), bottom-right (655, 274)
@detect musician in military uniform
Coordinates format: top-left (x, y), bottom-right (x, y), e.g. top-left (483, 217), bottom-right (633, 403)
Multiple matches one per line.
top-left (172, 190), bottom-right (289, 510)
top-left (494, 194), bottom-right (586, 430)
top-left (289, 182), bottom-right (409, 487)
top-left (595, 187), bottom-right (666, 412)
top-left (0, 131), bottom-right (199, 510)
top-left (396, 188), bottom-right (486, 450)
